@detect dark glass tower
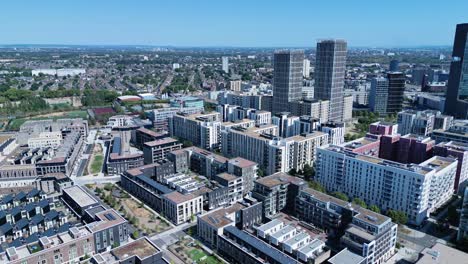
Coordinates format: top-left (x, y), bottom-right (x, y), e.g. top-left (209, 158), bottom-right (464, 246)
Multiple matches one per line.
top-left (314, 40), bottom-right (347, 122)
top-left (445, 23), bottom-right (468, 118)
top-left (386, 72), bottom-right (406, 113)
top-left (272, 50), bottom-right (304, 113)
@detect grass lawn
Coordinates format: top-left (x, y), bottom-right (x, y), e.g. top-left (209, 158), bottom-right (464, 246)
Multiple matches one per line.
top-left (189, 249), bottom-right (206, 262)
top-left (199, 256), bottom-right (222, 264)
top-left (7, 110), bottom-right (88, 130)
top-left (188, 249), bottom-right (222, 264)
top-left (8, 118), bottom-right (28, 131)
top-left (91, 154), bottom-right (103, 174)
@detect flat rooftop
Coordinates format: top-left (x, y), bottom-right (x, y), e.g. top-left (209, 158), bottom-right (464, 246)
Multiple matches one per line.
top-left (144, 137), bottom-right (180, 147)
top-left (163, 191), bottom-right (197, 204)
top-left (255, 172), bottom-right (305, 189)
top-left (416, 243), bottom-right (468, 264)
top-left (328, 248), bottom-right (366, 264)
top-left (62, 186), bottom-right (98, 208)
top-left (112, 237), bottom-right (160, 261)
top-left (256, 218), bottom-right (283, 232)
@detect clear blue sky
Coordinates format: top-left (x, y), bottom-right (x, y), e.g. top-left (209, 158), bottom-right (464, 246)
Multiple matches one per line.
top-left (1, 0), bottom-right (466, 47)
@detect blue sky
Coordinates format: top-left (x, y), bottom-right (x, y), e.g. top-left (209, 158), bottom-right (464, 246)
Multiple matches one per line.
top-left (0, 0), bottom-right (466, 47)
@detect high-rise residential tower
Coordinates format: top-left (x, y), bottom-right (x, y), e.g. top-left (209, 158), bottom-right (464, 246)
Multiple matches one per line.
top-left (386, 72), bottom-right (406, 114)
top-left (222, 56), bottom-right (229, 73)
top-left (369, 77), bottom-right (389, 115)
top-left (445, 23), bottom-right (468, 118)
top-left (272, 50), bottom-right (304, 113)
top-left (314, 40), bottom-right (347, 122)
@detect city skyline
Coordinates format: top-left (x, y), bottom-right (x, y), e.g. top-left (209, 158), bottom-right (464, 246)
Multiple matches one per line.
top-left (1, 0), bottom-right (467, 47)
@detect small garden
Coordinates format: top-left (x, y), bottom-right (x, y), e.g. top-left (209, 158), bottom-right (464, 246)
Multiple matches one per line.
top-left (86, 183), bottom-right (171, 236)
top-left (168, 236), bottom-right (223, 264)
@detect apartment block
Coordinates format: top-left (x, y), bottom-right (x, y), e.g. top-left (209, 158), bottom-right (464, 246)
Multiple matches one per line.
top-left (252, 173), bottom-right (306, 218)
top-left (316, 145), bottom-right (458, 225)
top-left (221, 126), bottom-right (328, 175)
top-left (162, 192), bottom-right (203, 225)
top-left (169, 112), bottom-right (221, 150)
top-left (434, 141), bottom-right (468, 192)
top-left (142, 137), bottom-right (182, 164)
top-left (296, 188), bottom-right (397, 264)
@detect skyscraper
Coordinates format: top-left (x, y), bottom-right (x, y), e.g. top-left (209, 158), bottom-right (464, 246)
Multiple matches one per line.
top-left (445, 23), bottom-right (468, 118)
top-left (272, 50), bottom-right (304, 113)
top-left (369, 77), bottom-right (389, 115)
top-left (222, 56), bottom-right (229, 73)
top-left (303, 58), bottom-right (311, 78)
top-left (389, 59), bottom-right (399, 72)
top-left (386, 72), bottom-right (406, 114)
top-left (314, 40), bottom-right (347, 122)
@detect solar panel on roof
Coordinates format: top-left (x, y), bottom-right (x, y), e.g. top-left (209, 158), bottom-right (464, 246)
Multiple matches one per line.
top-left (104, 213), bottom-right (116, 221)
top-left (112, 137), bottom-right (122, 154)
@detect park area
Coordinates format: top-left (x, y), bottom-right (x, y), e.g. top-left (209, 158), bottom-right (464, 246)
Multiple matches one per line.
top-left (86, 183), bottom-right (172, 236)
top-left (169, 236), bottom-right (223, 264)
top-left (7, 110), bottom-right (88, 130)
top-left (88, 143), bottom-right (104, 175)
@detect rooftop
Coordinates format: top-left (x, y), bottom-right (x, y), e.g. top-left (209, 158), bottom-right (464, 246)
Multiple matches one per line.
top-left (163, 191), bottom-right (198, 204)
top-left (416, 243), bottom-right (468, 264)
top-left (328, 248), bottom-right (366, 264)
top-left (62, 186), bottom-right (98, 208)
top-left (255, 172), bottom-right (305, 189)
top-left (112, 237), bottom-right (161, 261)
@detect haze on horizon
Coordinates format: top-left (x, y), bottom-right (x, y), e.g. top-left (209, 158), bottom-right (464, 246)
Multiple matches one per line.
top-left (0, 0), bottom-right (466, 48)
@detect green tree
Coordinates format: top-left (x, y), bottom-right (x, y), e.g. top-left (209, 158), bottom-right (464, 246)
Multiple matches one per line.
top-left (288, 169), bottom-right (298, 176)
top-left (302, 164), bottom-right (315, 180)
top-left (131, 230), bottom-right (139, 239)
top-left (352, 198), bottom-right (367, 209)
top-left (387, 210), bottom-right (408, 225)
top-left (257, 168), bottom-right (265, 177)
top-left (332, 192), bottom-right (349, 201)
top-left (369, 205), bottom-right (381, 214)
top-left (308, 181), bottom-right (326, 193)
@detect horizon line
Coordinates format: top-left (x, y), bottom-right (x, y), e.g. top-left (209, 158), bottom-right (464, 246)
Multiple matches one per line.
top-left (0, 43), bottom-right (453, 49)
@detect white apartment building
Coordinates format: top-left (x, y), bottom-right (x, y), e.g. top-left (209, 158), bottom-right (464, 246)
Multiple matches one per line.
top-left (222, 56), bottom-right (229, 73)
top-left (303, 59), bottom-right (311, 78)
top-left (147, 106), bottom-right (203, 131)
top-left (315, 145), bottom-right (458, 225)
top-left (289, 99), bottom-right (330, 123)
top-left (27, 132), bottom-right (63, 148)
top-left (272, 113), bottom-right (300, 138)
top-left (217, 104), bottom-right (272, 126)
top-left (342, 95), bottom-right (353, 121)
top-left (320, 122), bottom-right (345, 145)
top-left (397, 109), bottom-right (453, 137)
top-left (162, 192), bottom-right (203, 225)
top-left (230, 80), bottom-right (242, 92)
top-left (169, 112), bottom-right (221, 150)
top-left (222, 126), bottom-right (328, 175)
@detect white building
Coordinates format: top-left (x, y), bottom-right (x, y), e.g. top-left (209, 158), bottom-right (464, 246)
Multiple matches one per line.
top-left (147, 106), bottom-right (203, 131)
top-left (320, 122), bottom-right (345, 145)
top-left (230, 80), bottom-right (242, 92)
top-left (169, 112), bottom-right (221, 150)
top-left (342, 95), bottom-right (353, 121)
top-left (303, 59), bottom-right (311, 78)
top-left (32, 68), bottom-right (86, 77)
top-left (172, 63), bottom-right (180, 70)
top-left (397, 110), bottom-right (454, 137)
top-left (221, 126), bottom-right (328, 175)
top-left (369, 77), bottom-right (389, 115)
top-left (316, 145), bottom-right (458, 225)
top-left (27, 132), bottom-right (63, 148)
top-left (222, 56), bottom-right (229, 73)
top-left (272, 113), bottom-right (300, 138)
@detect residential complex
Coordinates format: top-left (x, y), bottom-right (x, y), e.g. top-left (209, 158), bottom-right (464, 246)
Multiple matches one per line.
top-left (315, 144), bottom-right (458, 225)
